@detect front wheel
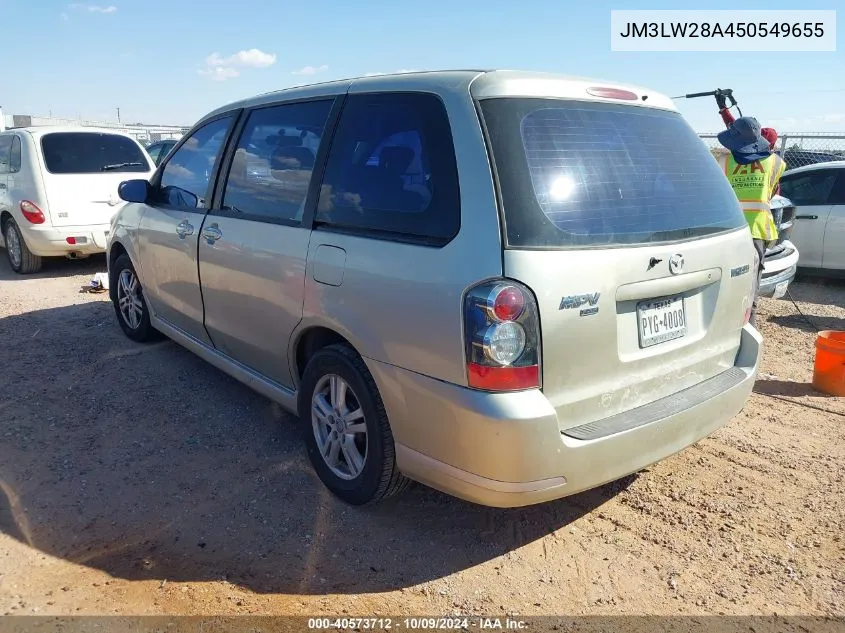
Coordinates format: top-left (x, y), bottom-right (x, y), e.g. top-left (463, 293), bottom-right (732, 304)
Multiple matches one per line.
top-left (110, 253), bottom-right (160, 342)
top-left (3, 219), bottom-right (42, 274)
top-left (299, 344), bottom-right (410, 505)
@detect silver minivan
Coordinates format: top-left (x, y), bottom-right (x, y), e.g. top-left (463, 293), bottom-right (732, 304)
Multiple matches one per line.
top-left (107, 70), bottom-right (762, 508)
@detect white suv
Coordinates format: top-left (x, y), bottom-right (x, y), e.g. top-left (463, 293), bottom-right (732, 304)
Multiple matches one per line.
top-left (0, 127), bottom-right (154, 273)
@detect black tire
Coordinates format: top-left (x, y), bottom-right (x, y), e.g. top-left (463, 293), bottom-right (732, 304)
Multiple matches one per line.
top-left (298, 344), bottom-right (410, 505)
top-left (110, 253), bottom-right (160, 343)
top-left (3, 218), bottom-right (42, 274)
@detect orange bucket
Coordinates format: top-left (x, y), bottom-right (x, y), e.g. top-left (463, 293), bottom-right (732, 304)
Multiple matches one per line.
top-left (812, 331), bottom-right (845, 397)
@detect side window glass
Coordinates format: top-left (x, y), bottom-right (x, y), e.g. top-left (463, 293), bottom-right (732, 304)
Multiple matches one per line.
top-left (10, 137), bottom-right (21, 173)
top-left (0, 136), bottom-right (11, 174)
top-left (315, 92), bottom-right (460, 244)
top-left (780, 171), bottom-right (837, 206)
top-left (158, 142), bottom-right (176, 165)
top-left (221, 99), bottom-right (333, 223)
top-left (157, 117), bottom-right (233, 209)
top-left (827, 172), bottom-right (845, 206)
top-left (146, 144), bottom-right (162, 164)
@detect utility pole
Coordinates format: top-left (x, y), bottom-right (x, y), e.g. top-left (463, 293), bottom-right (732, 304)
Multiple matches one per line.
top-left (116, 107), bottom-right (121, 123)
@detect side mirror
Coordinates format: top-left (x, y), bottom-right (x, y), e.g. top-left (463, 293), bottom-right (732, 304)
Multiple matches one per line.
top-left (118, 179), bottom-right (151, 203)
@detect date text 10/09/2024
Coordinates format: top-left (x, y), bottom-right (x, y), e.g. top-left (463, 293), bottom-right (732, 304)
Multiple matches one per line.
top-left (308, 618), bottom-right (528, 630)
top-left (619, 21), bottom-right (825, 38)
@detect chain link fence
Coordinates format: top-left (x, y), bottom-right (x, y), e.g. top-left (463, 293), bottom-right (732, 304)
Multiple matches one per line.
top-left (699, 132), bottom-right (845, 170)
top-left (2, 112), bottom-right (189, 146)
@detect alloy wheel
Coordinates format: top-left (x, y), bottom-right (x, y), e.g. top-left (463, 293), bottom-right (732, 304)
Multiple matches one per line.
top-left (6, 225), bottom-right (22, 269)
top-left (117, 269), bottom-right (143, 330)
top-left (311, 374), bottom-right (368, 480)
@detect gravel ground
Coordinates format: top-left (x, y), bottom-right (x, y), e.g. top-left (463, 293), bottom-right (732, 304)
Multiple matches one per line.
top-left (0, 254), bottom-right (843, 618)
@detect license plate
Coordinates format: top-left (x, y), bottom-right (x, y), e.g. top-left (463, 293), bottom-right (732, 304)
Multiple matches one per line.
top-left (637, 295), bottom-right (687, 348)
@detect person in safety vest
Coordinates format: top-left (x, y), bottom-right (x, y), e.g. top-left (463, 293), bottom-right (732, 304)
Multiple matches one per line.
top-left (715, 116), bottom-right (786, 327)
top-left (718, 98), bottom-right (783, 194)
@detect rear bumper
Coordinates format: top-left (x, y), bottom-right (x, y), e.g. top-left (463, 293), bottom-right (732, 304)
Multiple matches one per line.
top-left (371, 324), bottom-right (762, 508)
top-left (19, 223), bottom-right (111, 257)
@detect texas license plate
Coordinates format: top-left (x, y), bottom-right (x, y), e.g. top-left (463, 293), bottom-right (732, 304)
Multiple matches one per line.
top-left (637, 295), bottom-right (687, 348)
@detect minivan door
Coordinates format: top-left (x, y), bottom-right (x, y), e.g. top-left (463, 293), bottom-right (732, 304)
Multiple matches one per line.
top-left (135, 115), bottom-right (236, 344)
top-left (196, 99), bottom-right (335, 388)
top-left (478, 96), bottom-right (757, 431)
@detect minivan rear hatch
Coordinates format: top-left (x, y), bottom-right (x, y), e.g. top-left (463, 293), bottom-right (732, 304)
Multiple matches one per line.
top-left (39, 132), bottom-right (153, 227)
top-left (474, 80), bottom-right (757, 432)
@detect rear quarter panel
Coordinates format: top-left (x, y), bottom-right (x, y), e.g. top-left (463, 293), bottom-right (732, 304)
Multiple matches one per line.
top-left (11, 133), bottom-right (49, 222)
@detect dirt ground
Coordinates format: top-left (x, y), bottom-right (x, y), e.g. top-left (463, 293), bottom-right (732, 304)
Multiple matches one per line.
top-left (0, 254), bottom-right (842, 618)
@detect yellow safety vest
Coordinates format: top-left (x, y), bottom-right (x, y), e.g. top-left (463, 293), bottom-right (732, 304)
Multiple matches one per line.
top-left (716, 152), bottom-right (785, 241)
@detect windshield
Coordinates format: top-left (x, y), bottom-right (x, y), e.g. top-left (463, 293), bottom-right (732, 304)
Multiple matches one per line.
top-left (479, 98), bottom-right (746, 248)
top-left (41, 132), bottom-right (151, 174)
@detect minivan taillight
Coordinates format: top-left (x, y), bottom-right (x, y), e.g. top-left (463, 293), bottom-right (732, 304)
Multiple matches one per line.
top-left (20, 201), bottom-right (45, 225)
top-left (464, 280), bottom-right (541, 391)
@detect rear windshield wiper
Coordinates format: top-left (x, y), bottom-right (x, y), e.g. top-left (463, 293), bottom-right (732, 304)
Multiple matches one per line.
top-left (101, 162), bottom-right (144, 171)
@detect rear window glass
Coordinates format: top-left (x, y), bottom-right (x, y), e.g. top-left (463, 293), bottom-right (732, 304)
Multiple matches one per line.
top-left (40, 132), bottom-right (150, 174)
top-left (479, 99), bottom-right (745, 248)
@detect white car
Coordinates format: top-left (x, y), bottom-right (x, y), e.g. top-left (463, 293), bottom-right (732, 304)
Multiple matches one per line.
top-left (780, 161), bottom-right (845, 276)
top-left (0, 127), bottom-right (154, 273)
top-left (757, 194), bottom-right (800, 299)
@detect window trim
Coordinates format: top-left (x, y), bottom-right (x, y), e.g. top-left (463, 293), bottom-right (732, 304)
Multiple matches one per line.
top-left (780, 169), bottom-right (844, 206)
top-left (829, 171), bottom-right (845, 206)
top-left (209, 95), bottom-right (345, 228)
top-left (10, 135), bottom-right (21, 173)
top-left (0, 135), bottom-right (13, 175)
top-left (146, 142), bottom-right (165, 165)
top-left (311, 90), bottom-right (462, 248)
top-left (149, 110), bottom-right (243, 212)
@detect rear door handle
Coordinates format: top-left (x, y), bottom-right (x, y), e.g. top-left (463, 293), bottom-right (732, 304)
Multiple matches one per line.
top-left (175, 220), bottom-right (194, 239)
top-left (202, 224), bottom-right (222, 245)
top-left (796, 215), bottom-right (818, 220)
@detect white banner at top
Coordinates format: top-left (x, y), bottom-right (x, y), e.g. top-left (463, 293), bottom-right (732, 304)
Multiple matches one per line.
top-left (610, 10), bottom-right (836, 52)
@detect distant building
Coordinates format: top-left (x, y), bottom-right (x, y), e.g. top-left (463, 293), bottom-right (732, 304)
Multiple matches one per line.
top-left (1, 109), bottom-right (189, 145)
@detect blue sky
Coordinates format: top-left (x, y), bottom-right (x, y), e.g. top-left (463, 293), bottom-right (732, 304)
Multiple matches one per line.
top-left (3, 0), bottom-right (842, 133)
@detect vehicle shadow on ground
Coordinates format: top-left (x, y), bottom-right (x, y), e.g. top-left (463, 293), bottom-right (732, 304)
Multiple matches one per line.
top-left (753, 379), bottom-right (832, 398)
top-left (0, 301), bottom-right (632, 595)
top-left (767, 313), bottom-right (845, 334)
top-left (0, 251), bottom-right (107, 282)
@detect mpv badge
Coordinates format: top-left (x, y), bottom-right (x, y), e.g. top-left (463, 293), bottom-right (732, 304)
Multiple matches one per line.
top-left (668, 254), bottom-right (684, 275)
top-left (559, 293), bottom-right (600, 311)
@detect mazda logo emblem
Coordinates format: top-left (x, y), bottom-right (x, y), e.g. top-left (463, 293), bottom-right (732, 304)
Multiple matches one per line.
top-left (669, 254), bottom-right (684, 275)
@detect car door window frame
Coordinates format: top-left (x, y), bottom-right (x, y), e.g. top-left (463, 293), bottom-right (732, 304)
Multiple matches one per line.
top-left (146, 143), bottom-right (163, 165)
top-left (209, 95), bottom-right (346, 228)
top-left (780, 169), bottom-right (840, 206)
top-left (148, 110), bottom-right (243, 212)
top-left (0, 135), bottom-right (12, 174)
top-left (10, 136), bottom-right (21, 173)
top-left (310, 90), bottom-right (462, 248)
top-left (826, 170), bottom-right (845, 206)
